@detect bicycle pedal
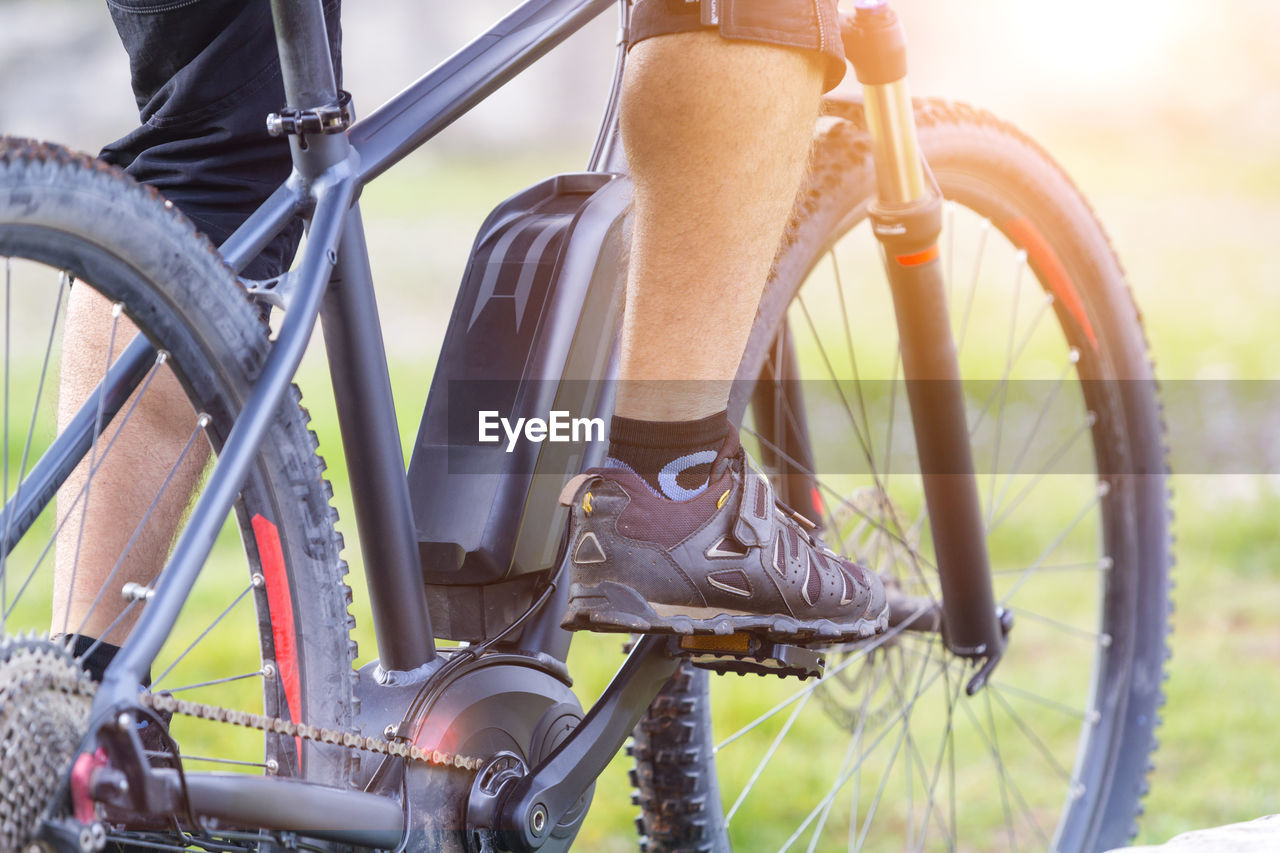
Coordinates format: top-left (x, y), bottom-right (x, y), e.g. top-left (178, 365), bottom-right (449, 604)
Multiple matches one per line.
top-left (670, 634), bottom-right (826, 680)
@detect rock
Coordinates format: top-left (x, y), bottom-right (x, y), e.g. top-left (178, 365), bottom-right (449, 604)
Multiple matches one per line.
top-left (1110, 815), bottom-right (1280, 852)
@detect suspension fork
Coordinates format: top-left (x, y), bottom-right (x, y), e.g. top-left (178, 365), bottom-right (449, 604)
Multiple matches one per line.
top-left (844, 2), bottom-right (1006, 688)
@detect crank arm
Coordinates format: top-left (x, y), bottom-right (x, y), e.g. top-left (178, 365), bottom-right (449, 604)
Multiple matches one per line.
top-left (490, 634), bottom-right (678, 851)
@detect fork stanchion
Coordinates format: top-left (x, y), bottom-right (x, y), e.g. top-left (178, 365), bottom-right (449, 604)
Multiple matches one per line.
top-left (844, 1), bottom-right (1006, 678)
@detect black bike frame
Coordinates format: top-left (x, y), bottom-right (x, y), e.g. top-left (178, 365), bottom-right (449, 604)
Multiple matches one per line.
top-left (27, 0), bottom-right (1001, 845)
top-left (92, 0), bottom-right (621, 706)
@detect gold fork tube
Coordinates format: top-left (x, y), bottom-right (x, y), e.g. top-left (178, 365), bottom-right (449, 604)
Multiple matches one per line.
top-left (862, 77), bottom-right (928, 207)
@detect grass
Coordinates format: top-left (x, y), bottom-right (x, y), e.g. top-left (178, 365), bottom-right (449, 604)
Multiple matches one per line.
top-left (4, 121), bottom-right (1277, 850)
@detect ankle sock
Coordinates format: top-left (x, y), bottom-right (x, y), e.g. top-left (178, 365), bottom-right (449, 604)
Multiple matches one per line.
top-left (62, 634), bottom-right (150, 686)
top-left (605, 410), bottom-right (729, 500)
top-left (64, 634), bottom-right (122, 683)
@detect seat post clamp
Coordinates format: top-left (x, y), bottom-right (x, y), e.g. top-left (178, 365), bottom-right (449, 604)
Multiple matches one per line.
top-left (266, 89), bottom-right (354, 138)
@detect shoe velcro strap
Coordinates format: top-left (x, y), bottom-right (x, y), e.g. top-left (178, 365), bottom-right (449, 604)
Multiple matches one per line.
top-left (733, 462), bottom-right (776, 547)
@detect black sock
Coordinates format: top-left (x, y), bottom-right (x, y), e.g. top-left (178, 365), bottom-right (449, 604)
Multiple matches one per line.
top-left (64, 634), bottom-right (122, 683)
top-left (62, 634), bottom-right (150, 686)
top-left (605, 410), bottom-right (730, 500)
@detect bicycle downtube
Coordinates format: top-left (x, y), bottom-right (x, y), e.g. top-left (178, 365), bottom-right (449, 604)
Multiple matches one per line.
top-left (844, 1), bottom-right (1005, 685)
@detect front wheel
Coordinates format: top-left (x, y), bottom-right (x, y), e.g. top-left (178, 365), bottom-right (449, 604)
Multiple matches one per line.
top-left (631, 100), bottom-right (1172, 853)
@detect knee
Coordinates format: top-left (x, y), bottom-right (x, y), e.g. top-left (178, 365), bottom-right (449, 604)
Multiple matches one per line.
top-left (619, 31), bottom-right (824, 174)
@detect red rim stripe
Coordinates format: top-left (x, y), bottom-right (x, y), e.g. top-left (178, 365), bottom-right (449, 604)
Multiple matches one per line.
top-left (1004, 217), bottom-right (1099, 349)
top-left (252, 514), bottom-right (303, 769)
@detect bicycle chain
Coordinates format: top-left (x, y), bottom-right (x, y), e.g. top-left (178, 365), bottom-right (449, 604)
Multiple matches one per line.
top-left (140, 692), bottom-right (484, 772)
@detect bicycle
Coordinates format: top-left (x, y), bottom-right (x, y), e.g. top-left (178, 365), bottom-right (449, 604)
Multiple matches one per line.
top-left (0, 0), bottom-right (1171, 851)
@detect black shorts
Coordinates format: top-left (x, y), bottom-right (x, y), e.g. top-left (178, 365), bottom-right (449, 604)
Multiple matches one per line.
top-left (628, 0), bottom-right (846, 92)
top-left (100, 0), bottom-right (840, 280)
top-left (100, 0), bottom-right (342, 280)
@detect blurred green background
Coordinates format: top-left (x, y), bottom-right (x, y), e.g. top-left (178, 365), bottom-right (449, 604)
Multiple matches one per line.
top-left (4, 0), bottom-right (1280, 848)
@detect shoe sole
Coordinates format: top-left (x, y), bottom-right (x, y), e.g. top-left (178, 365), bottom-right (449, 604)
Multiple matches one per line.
top-left (561, 581), bottom-right (890, 645)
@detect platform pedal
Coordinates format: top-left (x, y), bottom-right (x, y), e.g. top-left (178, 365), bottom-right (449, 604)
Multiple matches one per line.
top-left (669, 633), bottom-right (826, 680)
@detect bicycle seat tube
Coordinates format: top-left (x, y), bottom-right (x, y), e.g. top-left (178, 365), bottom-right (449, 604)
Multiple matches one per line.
top-left (271, 0), bottom-right (439, 672)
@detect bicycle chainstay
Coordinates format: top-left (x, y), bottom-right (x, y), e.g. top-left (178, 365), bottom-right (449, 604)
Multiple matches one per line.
top-left (139, 692), bottom-right (484, 771)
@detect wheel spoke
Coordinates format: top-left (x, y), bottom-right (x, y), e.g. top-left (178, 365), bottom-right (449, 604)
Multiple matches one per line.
top-left (984, 251), bottom-right (1027, 525)
top-left (987, 414), bottom-right (1097, 533)
top-left (915, 647), bottom-right (966, 852)
top-left (829, 250), bottom-right (878, 475)
top-left (792, 292), bottom-right (921, 571)
top-left (805, 662), bottom-right (889, 853)
top-left (992, 558), bottom-right (1110, 577)
top-left (794, 294), bottom-right (878, 483)
top-left (725, 690), bottom-right (815, 824)
top-left (969, 289), bottom-right (1057, 439)
top-left (0, 271), bottom-right (66, 632)
top-left (957, 691), bottom-right (1052, 847)
top-left (850, 641), bottom-right (940, 852)
top-left (998, 483), bottom-right (1106, 605)
top-left (1008, 607), bottom-right (1110, 646)
top-left (990, 680), bottom-right (1096, 722)
top-left (986, 351), bottom-right (1078, 523)
top-left (59, 303), bottom-right (124, 637)
top-left (990, 685), bottom-right (1074, 783)
top-left (68, 412), bottom-right (208, 642)
top-left (151, 582), bottom-right (254, 688)
top-left (163, 669), bottom-right (266, 694)
top-left (739, 423), bottom-right (939, 580)
top-left (5, 349), bottom-right (170, 622)
top-left (777, 655), bottom-right (945, 852)
top-left (888, 637), bottom-right (970, 851)
top-left (883, 642), bottom-right (957, 852)
top-left (715, 602), bottom-right (936, 751)
top-left (983, 688), bottom-right (1019, 852)
top-left (955, 219), bottom-right (990, 355)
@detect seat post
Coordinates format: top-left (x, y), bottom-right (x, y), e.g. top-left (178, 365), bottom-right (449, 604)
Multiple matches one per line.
top-left (269, 0), bottom-right (339, 111)
top-left (267, 0), bottom-right (350, 180)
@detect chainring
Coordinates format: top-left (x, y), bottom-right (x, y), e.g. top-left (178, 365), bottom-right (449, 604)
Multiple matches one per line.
top-left (0, 634), bottom-right (96, 852)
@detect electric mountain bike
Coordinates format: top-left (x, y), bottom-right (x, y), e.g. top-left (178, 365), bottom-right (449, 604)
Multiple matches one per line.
top-left (0, 1), bottom-right (1170, 851)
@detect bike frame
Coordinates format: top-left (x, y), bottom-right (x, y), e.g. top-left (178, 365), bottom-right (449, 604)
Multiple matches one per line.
top-left (100, 0), bottom-right (624, 699)
top-left (30, 0), bottom-right (1004, 846)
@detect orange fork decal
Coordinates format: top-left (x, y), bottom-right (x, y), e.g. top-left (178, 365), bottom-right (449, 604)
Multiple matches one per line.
top-left (895, 244), bottom-right (939, 267)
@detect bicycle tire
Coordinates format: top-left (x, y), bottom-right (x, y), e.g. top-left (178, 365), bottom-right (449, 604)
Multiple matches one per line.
top-left (631, 100), bottom-right (1171, 852)
top-left (0, 139), bottom-right (359, 839)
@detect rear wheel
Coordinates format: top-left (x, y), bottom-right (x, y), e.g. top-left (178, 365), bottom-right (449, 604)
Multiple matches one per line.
top-left (0, 139), bottom-right (358, 849)
top-left (631, 101), bottom-right (1171, 852)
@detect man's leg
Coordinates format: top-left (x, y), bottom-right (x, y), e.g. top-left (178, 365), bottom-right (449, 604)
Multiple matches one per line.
top-left (52, 0), bottom-right (340, 678)
top-left (604, 30), bottom-right (826, 502)
top-left (615, 30), bottom-right (823, 423)
top-left (53, 290), bottom-right (209, 647)
top-left (562, 13), bottom-right (889, 640)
